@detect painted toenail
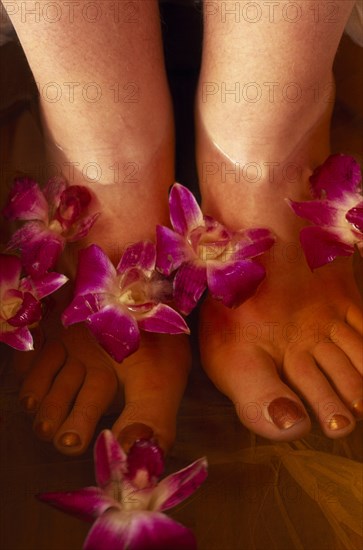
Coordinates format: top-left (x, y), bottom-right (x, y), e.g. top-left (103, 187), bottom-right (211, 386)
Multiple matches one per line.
top-left (34, 420), bottom-right (53, 438)
top-left (21, 396), bottom-right (38, 413)
top-left (328, 414), bottom-right (351, 431)
top-left (267, 397), bottom-right (306, 430)
top-left (59, 432), bottom-right (81, 447)
top-left (351, 398), bottom-right (363, 419)
top-left (118, 423), bottom-right (154, 452)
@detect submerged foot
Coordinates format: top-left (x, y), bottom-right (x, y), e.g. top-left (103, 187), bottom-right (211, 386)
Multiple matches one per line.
top-left (13, 129), bottom-right (191, 455)
top-left (199, 252), bottom-right (362, 441)
top-left (15, 276), bottom-right (191, 456)
top-left (196, 100), bottom-right (363, 441)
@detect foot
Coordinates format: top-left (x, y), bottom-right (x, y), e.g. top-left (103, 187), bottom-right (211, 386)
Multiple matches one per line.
top-left (8, 0), bottom-right (191, 455)
top-left (16, 301), bottom-right (190, 455)
top-left (196, 109), bottom-right (363, 441)
top-left (14, 138), bottom-right (191, 456)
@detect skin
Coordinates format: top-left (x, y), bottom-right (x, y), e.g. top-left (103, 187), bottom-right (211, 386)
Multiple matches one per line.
top-left (7, 0), bottom-right (362, 453)
top-left (9, 0), bottom-right (191, 454)
top-left (196, 0), bottom-right (362, 439)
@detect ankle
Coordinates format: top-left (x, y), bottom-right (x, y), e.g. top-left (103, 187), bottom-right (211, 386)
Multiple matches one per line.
top-left (196, 74), bottom-right (334, 167)
top-left (196, 95), bottom-right (332, 234)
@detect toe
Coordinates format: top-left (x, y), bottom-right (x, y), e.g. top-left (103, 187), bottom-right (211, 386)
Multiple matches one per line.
top-left (54, 365), bottom-right (118, 455)
top-left (330, 322), bottom-right (363, 375)
top-left (13, 326), bottom-right (45, 381)
top-left (32, 359), bottom-right (85, 441)
top-left (19, 340), bottom-right (66, 414)
top-left (313, 343), bottom-right (363, 420)
top-left (113, 334), bottom-right (191, 453)
top-left (346, 304), bottom-right (363, 336)
top-left (285, 352), bottom-right (355, 438)
top-left (203, 345), bottom-right (311, 441)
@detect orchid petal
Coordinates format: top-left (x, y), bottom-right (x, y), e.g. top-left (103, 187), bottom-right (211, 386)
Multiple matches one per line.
top-left (37, 487), bottom-right (116, 523)
top-left (189, 218), bottom-right (231, 258)
top-left (8, 292), bottom-right (42, 327)
top-left (55, 185), bottom-right (92, 229)
top-left (67, 212), bottom-right (100, 242)
top-left (0, 325), bottom-right (33, 351)
top-left (87, 306), bottom-right (140, 363)
top-left (152, 457), bottom-right (208, 512)
top-left (207, 259), bottom-right (266, 308)
top-left (300, 226), bottom-right (355, 270)
top-left (126, 440), bottom-right (164, 486)
top-left (6, 220), bottom-right (46, 249)
top-left (346, 202), bottom-right (363, 233)
top-left (173, 262), bottom-right (207, 315)
top-left (20, 272), bottom-right (68, 300)
top-left (169, 184), bottom-right (204, 236)
top-left (232, 228), bottom-right (275, 260)
top-left (287, 199), bottom-right (339, 226)
top-left (117, 241), bottom-right (156, 275)
top-left (125, 302), bottom-right (156, 315)
top-left (2, 177), bottom-right (48, 221)
top-left (137, 304), bottom-right (190, 335)
top-left (22, 237), bottom-right (64, 277)
top-left (84, 509), bottom-right (196, 550)
top-left (242, 227), bottom-right (272, 241)
top-left (203, 215), bottom-right (231, 238)
top-left (74, 245), bottom-right (116, 295)
top-left (310, 154), bottom-right (361, 200)
top-left (43, 176), bottom-right (67, 210)
top-left (119, 268), bottom-right (143, 290)
top-left (94, 431), bottom-right (128, 489)
top-left (0, 254), bottom-right (21, 301)
top-left (61, 293), bottom-right (104, 326)
top-left (7, 223), bottom-right (64, 277)
top-left (155, 225), bottom-right (190, 276)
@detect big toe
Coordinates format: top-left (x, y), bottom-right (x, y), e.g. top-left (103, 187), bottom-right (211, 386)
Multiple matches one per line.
top-left (202, 345), bottom-right (311, 441)
top-left (113, 334), bottom-right (191, 453)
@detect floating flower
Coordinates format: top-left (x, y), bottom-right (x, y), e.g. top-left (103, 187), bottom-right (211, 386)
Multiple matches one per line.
top-left (156, 183), bottom-right (275, 314)
top-left (38, 430), bottom-right (207, 550)
top-left (287, 154), bottom-right (363, 270)
top-left (3, 176), bottom-right (100, 277)
top-left (62, 242), bottom-right (189, 362)
top-left (0, 254), bottom-right (68, 350)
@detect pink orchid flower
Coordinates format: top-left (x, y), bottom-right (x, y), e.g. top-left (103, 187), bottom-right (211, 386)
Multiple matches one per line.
top-left (3, 176), bottom-right (100, 277)
top-left (156, 183), bottom-right (275, 315)
top-left (0, 254), bottom-right (68, 350)
top-left (61, 242), bottom-right (190, 362)
top-left (288, 154), bottom-right (363, 270)
top-left (38, 430), bottom-right (207, 550)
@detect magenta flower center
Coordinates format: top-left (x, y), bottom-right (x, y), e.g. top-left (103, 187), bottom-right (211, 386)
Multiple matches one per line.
top-left (188, 226), bottom-right (231, 263)
top-left (132, 468), bottom-right (151, 490)
top-left (48, 219), bottom-right (63, 234)
top-left (118, 279), bottom-right (150, 308)
top-left (0, 294), bottom-right (22, 322)
top-left (330, 194), bottom-right (362, 239)
top-left (106, 480), bottom-right (124, 506)
top-left (106, 477), bottom-right (151, 512)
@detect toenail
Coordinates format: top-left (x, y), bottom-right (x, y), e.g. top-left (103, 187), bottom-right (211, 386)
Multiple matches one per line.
top-left (328, 414), bottom-right (351, 431)
top-left (267, 397), bottom-right (307, 430)
top-left (59, 432), bottom-right (81, 447)
top-left (351, 398), bottom-right (363, 420)
top-left (21, 396), bottom-right (38, 413)
top-left (118, 423), bottom-right (154, 453)
top-left (34, 420), bottom-right (53, 438)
